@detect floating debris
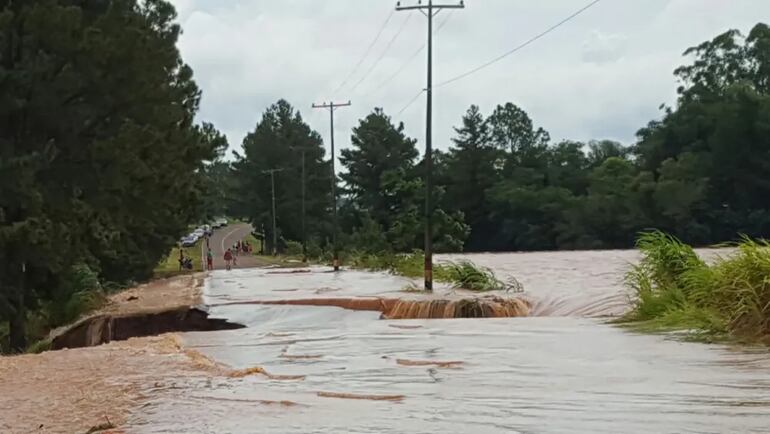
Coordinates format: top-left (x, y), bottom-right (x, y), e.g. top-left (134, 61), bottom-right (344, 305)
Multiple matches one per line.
top-left (227, 366), bottom-right (305, 381)
top-left (316, 392), bottom-right (405, 401)
top-left (396, 359), bottom-right (464, 369)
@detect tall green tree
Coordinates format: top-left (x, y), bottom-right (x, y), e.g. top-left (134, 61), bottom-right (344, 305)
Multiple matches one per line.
top-left (341, 109), bottom-right (468, 252)
top-left (232, 100), bottom-right (331, 253)
top-left (0, 0), bottom-right (218, 351)
top-left (441, 105), bottom-right (503, 250)
top-left (636, 23), bottom-right (770, 242)
top-left (340, 108), bottom-right (418, 227)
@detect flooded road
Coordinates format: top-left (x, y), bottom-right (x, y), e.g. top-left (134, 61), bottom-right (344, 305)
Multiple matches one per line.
top-left (131, 251), bottom-right (770, 434)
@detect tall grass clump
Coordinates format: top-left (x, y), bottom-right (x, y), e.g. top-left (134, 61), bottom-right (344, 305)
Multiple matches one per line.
top-left (348, 251), bottom-right (522, 292)
top-left (347, 250), bottom-right (424, 278)
top-left (624, 231), bottom-right (770, 344)
top-left (440, 260), bottom-right (523, 292)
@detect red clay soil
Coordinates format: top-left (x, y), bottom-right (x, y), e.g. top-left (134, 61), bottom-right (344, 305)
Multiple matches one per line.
top-left (0, 272), bottom-right (240, 433)
top-left (0, 335), bottom-right (215, 434)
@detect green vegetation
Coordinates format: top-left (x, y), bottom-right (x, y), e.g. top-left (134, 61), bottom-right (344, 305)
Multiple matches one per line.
top-left (153, 241), bottom-right (205, 278)
top-left (621, 231), bottom-right (770, 344)
top-left (229, 100), bottom-right (333, 255)
top-left (443, 260), bottom-right (523, 292)
top-left (347, 251), bottom-right (520, 292)
top-left (1, 263), bottom-right (106, 353)
top-left (0, 0), bottom-right (225, 352)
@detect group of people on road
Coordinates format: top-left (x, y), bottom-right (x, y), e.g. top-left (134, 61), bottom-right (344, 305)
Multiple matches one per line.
top-left (232, 240), bottom-right (253, 255)
top-left (178, 233), bottom-right (254, 272)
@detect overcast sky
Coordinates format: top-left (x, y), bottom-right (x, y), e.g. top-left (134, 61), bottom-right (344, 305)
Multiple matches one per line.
top-left (168, 0), bottom-right (768, 160)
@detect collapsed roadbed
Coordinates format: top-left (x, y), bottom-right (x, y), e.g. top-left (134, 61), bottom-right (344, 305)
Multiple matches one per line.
top-left (48, 272), bottom-right (243, 351)
top-left (51, 306), bottom-right (244, 350)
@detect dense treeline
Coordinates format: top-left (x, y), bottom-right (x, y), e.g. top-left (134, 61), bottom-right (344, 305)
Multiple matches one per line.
top-left (0, 0), bottom-right (222, 352)
top-left (228, 23), bottom-right (770, 256)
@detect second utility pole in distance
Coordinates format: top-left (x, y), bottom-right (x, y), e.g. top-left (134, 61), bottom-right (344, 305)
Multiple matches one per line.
top-left (396, 0), bottom-right (464, 292)
top-left (312, 100), bottom-right (351, 271)
top-left (290, 146), bottom-right (316, 262)
top-left (262, 168), bottom-right (284, 256)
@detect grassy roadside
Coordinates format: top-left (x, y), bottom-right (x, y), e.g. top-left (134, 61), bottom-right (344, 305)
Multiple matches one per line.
top-left (616, 231), bottom-right (770, 345)
top-left (240, 233), bottom-right (309, 268)
top-left (153, 240), bottom-right (204, 278)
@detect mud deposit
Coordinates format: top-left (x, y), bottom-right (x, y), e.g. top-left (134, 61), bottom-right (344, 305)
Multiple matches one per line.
top-left (128, 255), bottom-right (770, 434)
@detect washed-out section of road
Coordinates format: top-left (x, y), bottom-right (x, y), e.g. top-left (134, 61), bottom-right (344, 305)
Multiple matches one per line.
top-left (131, 253), bottom-right (770, 434)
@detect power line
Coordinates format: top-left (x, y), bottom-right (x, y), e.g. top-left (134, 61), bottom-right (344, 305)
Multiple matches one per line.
top-left (435, 0), bottom-right (601, 88)
top-left (368, 11), bottom-right (454, 96)
top-left (350, 11), bottom-right (414, 93)
top-left (396, 89), bottom-right (425, 116)
top-left (332, 9), bottom-right (396, 95)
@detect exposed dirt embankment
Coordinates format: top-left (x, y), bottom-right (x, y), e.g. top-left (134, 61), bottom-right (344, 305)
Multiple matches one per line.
top-left (49, 273), bottom-right (243, 350)
top-left (51, 307), bottom-right (243, 350)
top-left (217, 295), bottom-right (531, 319)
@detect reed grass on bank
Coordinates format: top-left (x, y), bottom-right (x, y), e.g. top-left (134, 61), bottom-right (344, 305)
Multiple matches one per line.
top-left (620, 231), bottom-right (770, 344)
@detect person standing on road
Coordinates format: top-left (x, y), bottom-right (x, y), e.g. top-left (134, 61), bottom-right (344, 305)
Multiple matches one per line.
top-left (206, 249), bottom-right (214, 271)
top-left (224, 248), bottom-right (233, 270)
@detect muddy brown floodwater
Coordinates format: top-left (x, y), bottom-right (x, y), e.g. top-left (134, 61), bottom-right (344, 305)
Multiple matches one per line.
top-left (128, 251), bottom-right (770, 433)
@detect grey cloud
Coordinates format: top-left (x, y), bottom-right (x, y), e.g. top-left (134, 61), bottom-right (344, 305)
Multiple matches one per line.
top-left (169, 0), bottom-right (770, 159)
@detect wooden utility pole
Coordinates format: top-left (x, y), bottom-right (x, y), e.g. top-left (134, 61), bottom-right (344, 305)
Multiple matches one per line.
top-left (312, 100), bottom-right (351, 271)
top-left (262, 168), bottom-right (284, 256)
top-left (396, 0), bottom-right (464, 291)
top-left (290, 146), bottom-right (316, 262)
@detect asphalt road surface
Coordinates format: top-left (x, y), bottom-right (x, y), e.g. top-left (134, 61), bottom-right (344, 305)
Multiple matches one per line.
top-left (205, 223), bottom-right (261, 270)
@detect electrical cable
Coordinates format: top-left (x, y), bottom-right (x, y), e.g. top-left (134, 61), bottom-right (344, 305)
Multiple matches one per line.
top-left (435, 0), bottom-right (601, 88)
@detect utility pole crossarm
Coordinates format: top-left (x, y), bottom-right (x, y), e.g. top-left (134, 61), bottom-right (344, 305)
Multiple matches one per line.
top-left (396, 1), bottom-right (464, 12)
top-left (312, 101), bottom-right (352, 111)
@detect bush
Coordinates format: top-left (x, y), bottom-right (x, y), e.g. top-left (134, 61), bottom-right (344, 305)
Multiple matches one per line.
top-left (441, 260), bottom-right (523, 292)
top-left (623, 231), bottom-right (770, 343)
top-left (42, 263), bottom-right (105, 329)
top-left (284, 240), bottom-right (304, 257)
top-left (306, 237), bottom-right (324, 260)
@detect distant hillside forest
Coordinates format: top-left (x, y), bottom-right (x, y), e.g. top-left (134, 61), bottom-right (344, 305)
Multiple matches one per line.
top-left (221, 23), bottom-right (770, 254)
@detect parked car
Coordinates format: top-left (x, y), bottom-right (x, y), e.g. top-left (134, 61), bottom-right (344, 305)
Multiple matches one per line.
top-left (181, 236), bottom-right (197, 247)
